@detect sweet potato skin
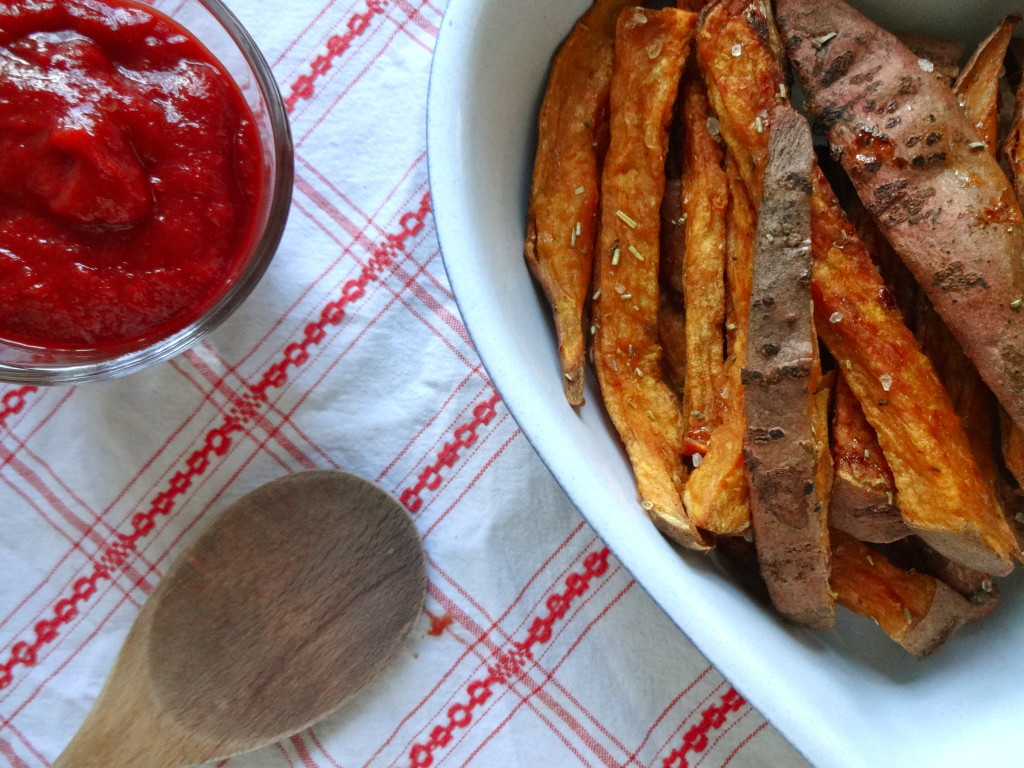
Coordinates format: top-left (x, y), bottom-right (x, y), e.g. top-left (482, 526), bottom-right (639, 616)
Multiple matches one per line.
top-left (525, 0), bottom-right (638, 406)
top-left (778, 0), bottom-right (1024, 433)
top-left (594, 7), bottom-right (708, 550)
top-left (898, 33), bottom-right (963, 85)
top-left (700, 0), bottom-right (1018, 576)
top-left (743, 105), bottom-right (833, 630)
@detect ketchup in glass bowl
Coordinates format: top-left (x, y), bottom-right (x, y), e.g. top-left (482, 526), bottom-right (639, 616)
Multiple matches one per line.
top-left (0, 0), bottom-right (293, 384)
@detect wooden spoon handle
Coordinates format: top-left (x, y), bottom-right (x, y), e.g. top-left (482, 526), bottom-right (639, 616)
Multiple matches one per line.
top-left (52, 726), bottom-right (185, 768)
top-left (51, 617), bottom-right (216, 768)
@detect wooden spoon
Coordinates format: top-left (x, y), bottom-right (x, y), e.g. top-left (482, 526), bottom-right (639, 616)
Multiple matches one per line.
top-left (53, 470), bottom-right (426, 768)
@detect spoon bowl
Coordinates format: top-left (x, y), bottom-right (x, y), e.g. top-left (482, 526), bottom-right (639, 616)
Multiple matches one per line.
top-left (54, 470), bottom-right (426, 768)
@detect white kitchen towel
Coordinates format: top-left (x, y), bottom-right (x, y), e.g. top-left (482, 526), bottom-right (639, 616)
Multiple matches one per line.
top-left (0, 1), bottom-right (809, 766)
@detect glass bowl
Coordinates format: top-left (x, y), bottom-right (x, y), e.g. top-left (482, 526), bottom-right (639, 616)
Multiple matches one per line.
top-left (0, 0), bottom-right (293, 385)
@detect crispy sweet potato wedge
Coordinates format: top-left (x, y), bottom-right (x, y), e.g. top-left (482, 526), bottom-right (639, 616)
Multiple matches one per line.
top-left (594, 7), bottom-right (708, 550)
top-left (698, 0), bottom-right (1019, 575)
top-left (844, 197), bottom-right (918, 326)
top-left (830, 373), bottom-right (907, 543)
top-left (859, 14), bottom-right (1021, 535)
top-left (684, 157), bottom-right (754, 535)
top-left (684, 358), bottom-right (749, 534)
top-left (997, 65), bottom-right (1024, 494)
top-left (724, 154), bottom-right (755, 360)
top-left (524, 0), bottom-right (639, 406)
top-left (830, 529), bottom-right (973, 657)
top-left (680, 69), bottom-right (728, 455)
top-left (916, 297), bottom-right (1005, 479)
top-left (879, 537), bottom-right (999, 622)
top-left (696, 0), bottom-right (779, 204)
top-left (954, 17), bottom-right (1018, 153)
top-left (851, 197), bottom-right (1007, 491)
top-left (778, 0), bottom-right (1024, 434)
top-left (854, 197), bottom-right (1022, 544)
top-left (742, 105), bottom-right (833, 629)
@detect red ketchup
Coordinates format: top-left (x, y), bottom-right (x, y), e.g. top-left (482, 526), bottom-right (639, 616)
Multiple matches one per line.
top-left (0, 0), bottom-right (265, 350)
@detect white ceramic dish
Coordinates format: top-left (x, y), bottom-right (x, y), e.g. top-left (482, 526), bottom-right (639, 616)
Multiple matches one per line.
top-left (427, 2), bottom-right (1024, 766)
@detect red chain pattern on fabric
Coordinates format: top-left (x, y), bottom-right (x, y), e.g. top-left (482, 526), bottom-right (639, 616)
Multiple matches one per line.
top-left (0, 193), bottom-right (432, 692)
top-left (285, 0), bottom-right (386, 113)
top-left (407, 547), bottom-right (612, 768)
top-left (661, 687), bottom-right (747, 768)
top-left (0, 387), bottom-right (36, 429)
top-left (399, 392), bottom-right (502, 513)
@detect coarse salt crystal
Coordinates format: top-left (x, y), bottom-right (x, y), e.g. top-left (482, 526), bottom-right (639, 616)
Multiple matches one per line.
top-left (880, 374), bottom-right (893, 391)
top-left (829, 312), bottom-right (843, 323)
top-left (731, 43), bottom-right (742, 57)
top-left (692, 453), bottom-right (703, 467)
top-left (918, 58), bottom-right (934, 73)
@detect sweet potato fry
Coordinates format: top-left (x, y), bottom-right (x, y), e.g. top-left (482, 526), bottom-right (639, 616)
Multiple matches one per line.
top-left (684, 358), bottom-right (749, 534)
top-left (593, 7), bottom-right (708, 550)
top-left (854, 198), bottom-right (1023, 545)
top-left (851, 197), bottom-right (1008, 493)
top-left (683, 158), bottom-right (753, 535)
top-left (830, 529), bottom-right (973, 657)
top-left (879, 537), bottom-right (999, 622)
top-left (524, 0), bottom-right (639, 406)
top-left (916, 298), bottom-right (1005, 478)
top-left (696, 0), bottom-right (779, 204)
top-left (812, 4), bottom-right (1022, 536)
top-left (830, 373), bottom-right (908, 543)
top-left (778, 0), bottom-right (1024, 435)
top-left (844, 198), bottom-right (918, 327)
top-left (742, 105), bottom-right (833, 629)
top-left (954, 17), bottom-right (1018, 153)
top-left (680, 69), bottom-right (728, 455)
top-left (997, 68), bottom-right (1024, 495)
top-left (724, 154), bottom-right (755, 360)
top-left (698, 0), bottom-right (1019, 575)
